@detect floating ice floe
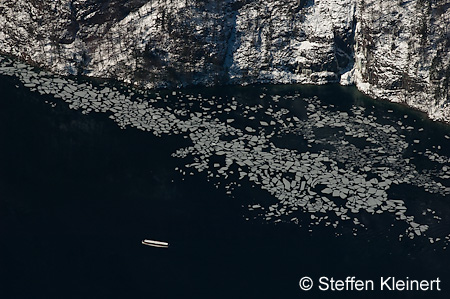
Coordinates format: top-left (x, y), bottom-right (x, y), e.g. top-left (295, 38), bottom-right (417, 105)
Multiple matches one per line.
top-left (1, 55), bottom-right (450, 246)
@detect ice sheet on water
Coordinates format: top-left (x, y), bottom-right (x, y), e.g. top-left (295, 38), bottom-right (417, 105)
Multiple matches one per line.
top-left (2, 56), bottom-right (450, 246)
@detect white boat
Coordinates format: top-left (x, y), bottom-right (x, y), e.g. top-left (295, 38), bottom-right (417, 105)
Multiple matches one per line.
top-left (142, 239), bottom-right (169, 248)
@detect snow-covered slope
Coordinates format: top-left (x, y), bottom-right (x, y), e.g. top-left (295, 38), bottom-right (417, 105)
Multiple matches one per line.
top-left (1, 0), bottom-right (449, 121)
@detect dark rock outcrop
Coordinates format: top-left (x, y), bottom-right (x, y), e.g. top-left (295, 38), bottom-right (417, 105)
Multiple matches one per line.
top-left (0, 0), bottom-right (449, 121)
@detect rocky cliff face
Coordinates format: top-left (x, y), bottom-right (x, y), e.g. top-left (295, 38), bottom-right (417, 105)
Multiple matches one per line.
top-left (1, 0), bottom-right (449, 121)
top-left (353, 0), bottom-right (450, 122)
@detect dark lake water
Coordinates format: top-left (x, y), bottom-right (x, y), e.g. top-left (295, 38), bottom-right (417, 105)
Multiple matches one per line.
top-left (1, 58), bottom-right (450, 299)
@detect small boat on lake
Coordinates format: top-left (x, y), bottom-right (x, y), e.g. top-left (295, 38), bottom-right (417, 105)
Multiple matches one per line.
top-left (142, 239), bottom-right (169, 248)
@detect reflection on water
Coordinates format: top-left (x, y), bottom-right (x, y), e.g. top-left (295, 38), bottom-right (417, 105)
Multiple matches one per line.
top-left (1, 55), bottom-right (450, 298)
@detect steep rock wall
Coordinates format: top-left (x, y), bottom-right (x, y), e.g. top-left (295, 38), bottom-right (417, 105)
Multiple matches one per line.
top-left (0, 0), bottom-right (449, 121)
top-left (353, 0), bottom-right (450, 122)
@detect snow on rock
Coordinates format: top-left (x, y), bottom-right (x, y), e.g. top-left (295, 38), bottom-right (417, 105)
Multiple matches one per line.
top-left (0, 0), bottom-right (449, 122)
top-left (340, 68), bottom-right (355, 85)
